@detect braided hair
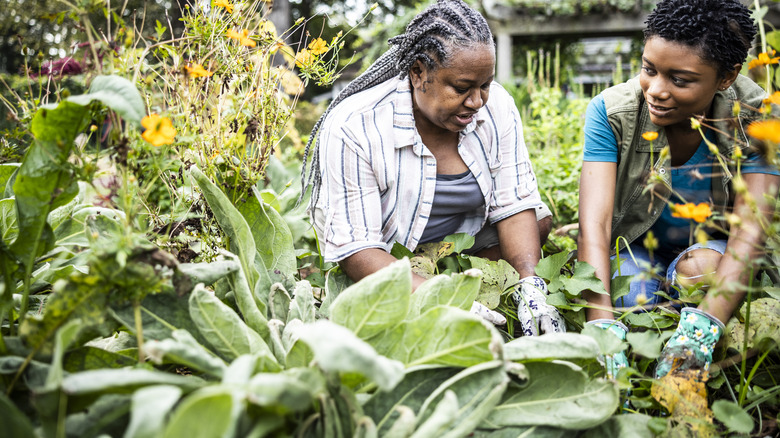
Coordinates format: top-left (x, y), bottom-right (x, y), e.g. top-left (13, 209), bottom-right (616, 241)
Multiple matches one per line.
top-left (644, 0), bottom-right (756, 77)
top-left (298, 0), bottom-right (494, 210)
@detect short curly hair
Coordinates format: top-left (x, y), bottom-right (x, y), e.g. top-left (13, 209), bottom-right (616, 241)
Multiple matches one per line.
top-left (644, 0), bottom-right (756, 77)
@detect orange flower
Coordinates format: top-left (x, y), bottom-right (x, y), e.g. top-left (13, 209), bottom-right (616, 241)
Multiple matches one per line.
top-left (748, 50), bottom-right (780, 69)
top-left (141, 114), bottom-right (176, 146)
top-left (213, 0), bottom-right (233, 13)
top-left (642, 131), bottom-right (659, 141)
top-left (763, 91), bottom-right (780, 106)
top-left (671, 202), bottom-right (712, 223)
top-left (308, 38), bottom-right (328, 56)
top-left (184, 63), bottom-right (213, 78)
top-left (295, 48), bottom-right (314, 68)
top-left (747, 119), bottom-right (780, 143)
top-left (227, 29), bottom-right (256, 47)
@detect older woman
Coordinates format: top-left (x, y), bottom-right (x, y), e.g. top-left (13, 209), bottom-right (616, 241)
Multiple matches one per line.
top-left (300, 0), bottom-right (563, 335)
top-left (578, 0), bottom-right (780, 377)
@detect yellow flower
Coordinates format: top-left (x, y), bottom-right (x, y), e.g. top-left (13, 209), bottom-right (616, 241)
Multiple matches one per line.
top-left (671, 202), bottom-right (712, 223)
top-left (747, 119), bottom-right (780, 143)
top-left (748, 50), bottom-right (780, 69)
top-left (213, 0), bottom-right (233, 13)
top-left (258, 20), bottom-right (277, 39)
top-left (308, 38), bottom-right (328, 56)
top-left (227, 29), bottom-right (256, 47)
top-left (295, 48), bottom-right (314, 68)
top-left (184, 63), bottom-right (213, 78)
top-left (642, 131), bottom-right (659, 141)
top-left (141, 114), bottom-right (176, 147)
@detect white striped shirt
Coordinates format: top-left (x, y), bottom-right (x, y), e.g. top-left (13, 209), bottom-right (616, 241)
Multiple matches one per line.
top-left (310, 77), bottom-right (546, 263)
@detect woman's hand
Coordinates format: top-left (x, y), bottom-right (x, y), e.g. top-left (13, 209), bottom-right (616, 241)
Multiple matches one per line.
top-left (512, 276), bottom-right (566, 336)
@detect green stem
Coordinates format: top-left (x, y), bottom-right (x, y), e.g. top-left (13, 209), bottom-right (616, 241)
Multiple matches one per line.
top-left (134, 300), bottom-right (145, 364)
top-left (738, 271), bottom-right (754, 404)
top-left (739, 348), bottom-right (771, 406)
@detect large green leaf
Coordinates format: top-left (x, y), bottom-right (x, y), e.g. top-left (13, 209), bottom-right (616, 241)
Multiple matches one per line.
top-left (177, 259), bottom-right (240, 286)
top-left (0, 198), bottom-right (18, 243)
top-left (63, 75), bottom-right (146, 125)
top-left (54, 205), bottom-right (125, 247)
top-left (20, 273), bottom-right (110, 352)
top-left (144, 329), bottom-right (227, 378)
top-left (0, 163), bottom-right (20, 196)
top-left (534, 251), bottom-right (572, 293)
top-left (282, 319), bottom-right (315, 369)
top-left (471, 426), bottom-right (569, 437)
top-left (236, 188), bottom-right (297, 278)
top-left (416, 361), bottom-right (509, 438)
top-left (246, 370), bottom-right (324, 413)
top-left (469, 258), bottom-right (519, 309)
top-left (295, 320), bottom-right (404, 391)
top-left (162, 387), bottom-right (240, 438)
top-left (125, 385), bottom-right (183, 438)
top-left (222, 251), bottom-right (269, 339)
top-left (45, 318), bottom-right (83, 390)
top-left (64, 346), bottom-right (136, 372)
top-left (329, 259), bottom-right (411, 340)
top-left (288, 280), bottom-right (316, 324)
top-left (0, 391), bottom-right (35, 438)
top-left (725, 298), bottom-right (780, 351)
top-left (11, 100), bottom-right (87, 262)
top-left (61, 368), bottom-right (204, 395)
top-left (712, 400), bottom-right (754, 434)
top-left (63, 393), bottom-right (132, 438)
top-left (504, 333), bottom-right (601, 362)
top-left (579, 413), bottom-right (655, 437)
top-left (109, 291), bottom-right (210, 347)
top-left (188, 284), bottom-right (274, 362)
top-left (409, 270), bottom-right (481, 318)
top-left (190, 167), bottom-right (259, 290)
top-left (409, 390), bottom-right (459, 438)
top-left (560, 261), bottom-right (608, 296)
top-left (363, 366), bottom-right (459, 435)
top-left (626, 331), bottom-right (668, 359)
top-left (370, 306), bottom-right (500, 367)
top-left (483, 362), bottom-right (619, 430)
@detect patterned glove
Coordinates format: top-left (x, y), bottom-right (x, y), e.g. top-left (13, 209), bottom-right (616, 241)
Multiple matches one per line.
top-left (470, 301), bottom-right (507, 326)
top-left (655, 307), bottom-right (724, 378)
top-left (587, 319), bottom-right (629, 379)
top-left (511, 276), bottom-right (565, 336)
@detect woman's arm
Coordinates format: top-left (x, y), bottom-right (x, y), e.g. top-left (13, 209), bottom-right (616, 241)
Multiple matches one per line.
top-left (578, 161), bottom-right (618, 321)
top-left (496, 209), bottom-right (542, 278)
top-left (701, 172), bottom-right (780, 322)
top-left (340, 248), bottom-right (428, 291)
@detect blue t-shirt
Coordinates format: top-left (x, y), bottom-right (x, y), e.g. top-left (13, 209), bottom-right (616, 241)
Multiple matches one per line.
top-left (583, 94), bottom-right (779, 252)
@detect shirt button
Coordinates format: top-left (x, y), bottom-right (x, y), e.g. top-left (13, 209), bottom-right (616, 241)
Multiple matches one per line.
top-left (659, 168), bottom-right (666, 174)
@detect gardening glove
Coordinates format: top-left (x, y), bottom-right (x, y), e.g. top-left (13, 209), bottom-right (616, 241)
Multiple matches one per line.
top-left (512, 276), bottom-right (565, 336)
top-left (586, 319), bottom-right (629, 380)
top-left (655, 307), bottom-right (724, 378)
top-left (470, 301), bottom-right (507, 326)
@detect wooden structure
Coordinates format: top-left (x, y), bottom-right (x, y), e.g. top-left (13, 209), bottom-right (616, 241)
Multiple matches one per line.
top-left (483, 0), bottom-right (655, 83)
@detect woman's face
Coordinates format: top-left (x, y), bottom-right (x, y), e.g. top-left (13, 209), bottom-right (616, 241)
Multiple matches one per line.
top-left (410, 44), bottom-right (495, 134)
top-left (640, 36), bottom-right (738, 128)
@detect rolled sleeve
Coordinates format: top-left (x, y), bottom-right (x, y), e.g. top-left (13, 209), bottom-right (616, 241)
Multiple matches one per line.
top-left (314, 121), bottom-right (388, 262)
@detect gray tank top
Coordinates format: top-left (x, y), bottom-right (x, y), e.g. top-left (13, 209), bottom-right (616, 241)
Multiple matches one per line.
top-left (419, 170), bottom-right (484, 244)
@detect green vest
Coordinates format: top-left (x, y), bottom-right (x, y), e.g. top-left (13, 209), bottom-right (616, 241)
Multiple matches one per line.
top-left (600, 74), bottom-right (766, 254)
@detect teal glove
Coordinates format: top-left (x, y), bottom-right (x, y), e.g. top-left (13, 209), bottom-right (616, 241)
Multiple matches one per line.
top-left (587, 319), bottom-right (629, 379)
top-left (655, 307), bottom-right (724, 378)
